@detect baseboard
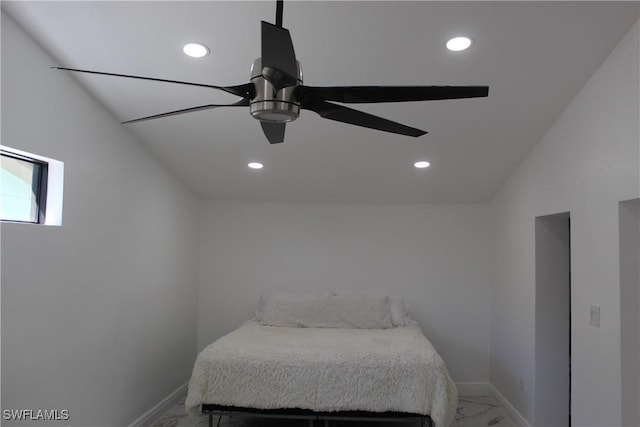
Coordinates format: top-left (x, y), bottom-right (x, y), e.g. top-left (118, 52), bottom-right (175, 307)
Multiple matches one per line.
top-left (488, 384), bottom-right (532, 427)
top-left (128, 382), bottom-right (188, 427)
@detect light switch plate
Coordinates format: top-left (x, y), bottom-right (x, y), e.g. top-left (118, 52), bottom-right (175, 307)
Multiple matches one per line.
top-left (590, 304), bottom-right (600, 327)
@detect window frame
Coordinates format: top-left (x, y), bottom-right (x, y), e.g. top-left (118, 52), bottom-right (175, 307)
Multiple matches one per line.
top-left (1, 145), bottom-right (64, 226)
top-left (1, 150), bottom-right (48, 224)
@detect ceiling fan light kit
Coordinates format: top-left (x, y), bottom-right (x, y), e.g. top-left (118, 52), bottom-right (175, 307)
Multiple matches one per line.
top-left (53, 0), bottom-right (488, 145)
top-left (249, 57), bottom-right (303, 123)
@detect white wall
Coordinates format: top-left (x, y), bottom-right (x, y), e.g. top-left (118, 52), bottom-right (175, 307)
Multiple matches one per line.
top-left (198, 200), bottom-right (493, 384)
top-left (490, 20), bottom-right (639, 427)
top-left (1, 12), bottom-right (200, 427)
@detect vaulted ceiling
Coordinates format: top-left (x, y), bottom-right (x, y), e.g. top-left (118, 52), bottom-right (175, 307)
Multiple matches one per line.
top-left (4, 1), bottom-right (638, 203)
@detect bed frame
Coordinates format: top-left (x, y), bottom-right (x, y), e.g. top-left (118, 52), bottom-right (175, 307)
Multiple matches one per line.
top-left (202, 404), bottom-right (434, 427)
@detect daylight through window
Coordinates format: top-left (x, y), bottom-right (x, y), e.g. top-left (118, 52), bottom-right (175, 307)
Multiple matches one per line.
top-left (0, 146), bottom-right (63, 225)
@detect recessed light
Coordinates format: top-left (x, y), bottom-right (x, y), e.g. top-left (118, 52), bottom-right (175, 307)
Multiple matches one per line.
top-left (183, 42), bottom-right (209, 58)
top-left (446, 36), bottom-right (472, 52)
top-left (414, 161), bottom-right (431, 169)
top-left (248, 162), bottom-right (264, 169)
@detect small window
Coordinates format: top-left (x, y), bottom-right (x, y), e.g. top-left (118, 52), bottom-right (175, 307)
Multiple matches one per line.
top-left (1, 151), bottom-right (47, 223)
top-left (0, 146), bottom-right (64, 226)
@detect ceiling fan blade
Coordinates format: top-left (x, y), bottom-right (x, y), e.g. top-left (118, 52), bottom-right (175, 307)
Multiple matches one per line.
top-left (261, 21), bottom-right (298, 89)
top-left (52, 67), bottom-right (255, 99)
top-left (122, 98), bottom-right (250, 124)
top-left (299, 85), bottom-right (489, 104)
top-left (260, 122), bottom-right (286, 144)
top-left (302, 100), bottom-right (426, 137)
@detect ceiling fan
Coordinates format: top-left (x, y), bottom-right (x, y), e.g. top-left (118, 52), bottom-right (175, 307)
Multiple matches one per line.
top-left (54, 0), bottom-right (489, 144)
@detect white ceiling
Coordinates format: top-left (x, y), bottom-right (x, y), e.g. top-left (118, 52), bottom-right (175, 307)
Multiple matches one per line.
top-left (3, 1), bottom-right (638, 203)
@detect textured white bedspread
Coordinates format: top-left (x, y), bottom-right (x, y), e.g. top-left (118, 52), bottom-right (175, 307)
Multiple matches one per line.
top-left (186, 321), bottom-right (458, 427)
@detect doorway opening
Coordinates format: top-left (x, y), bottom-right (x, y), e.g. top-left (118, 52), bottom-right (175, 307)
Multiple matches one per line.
top-left (620, 198), bottom-right (639, 427)
top-left (535, 212), bottom-right (571, 427)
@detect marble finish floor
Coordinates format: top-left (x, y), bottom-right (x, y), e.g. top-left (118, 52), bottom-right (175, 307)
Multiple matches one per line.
top-left (150, 395), bottom-right (513, 427)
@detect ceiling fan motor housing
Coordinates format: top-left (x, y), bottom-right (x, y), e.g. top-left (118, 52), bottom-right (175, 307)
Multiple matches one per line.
top-left (250, 58), bottom-right (303, 123)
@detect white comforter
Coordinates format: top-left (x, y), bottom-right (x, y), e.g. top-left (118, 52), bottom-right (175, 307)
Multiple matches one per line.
top-left (186, 321), bottom-right (458, 427)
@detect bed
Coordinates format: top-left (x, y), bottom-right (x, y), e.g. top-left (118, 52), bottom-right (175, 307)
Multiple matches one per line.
top-left (185, 294), bottom-right (458, 427)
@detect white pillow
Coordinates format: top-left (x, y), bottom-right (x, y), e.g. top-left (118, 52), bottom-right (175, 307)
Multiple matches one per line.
top-left (389, 297), bottom-right (411, 326)
top-left (326, 294), bottom-right (412, 326)
top-left (254, 292), bottom-right (334, 321)
top-left (260, 294), bottom-right (393, 329)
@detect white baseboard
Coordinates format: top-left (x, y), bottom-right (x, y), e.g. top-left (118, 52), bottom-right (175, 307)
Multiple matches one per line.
top-left (128, 382), bottom-right (188, 427)
top-left (488, 384), bottom-right (532, 427)
top-left (455, 382), bottom-right (490, 396)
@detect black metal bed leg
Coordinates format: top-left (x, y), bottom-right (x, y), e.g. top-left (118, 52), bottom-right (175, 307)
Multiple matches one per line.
top-left (207, 413), bottom-right (223, 427)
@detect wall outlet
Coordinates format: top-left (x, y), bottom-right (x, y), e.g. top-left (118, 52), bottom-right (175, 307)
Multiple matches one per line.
top-left (519, 376), bottom-right (524, 391)
top-left (590, 304), bottom-right (600, 327)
